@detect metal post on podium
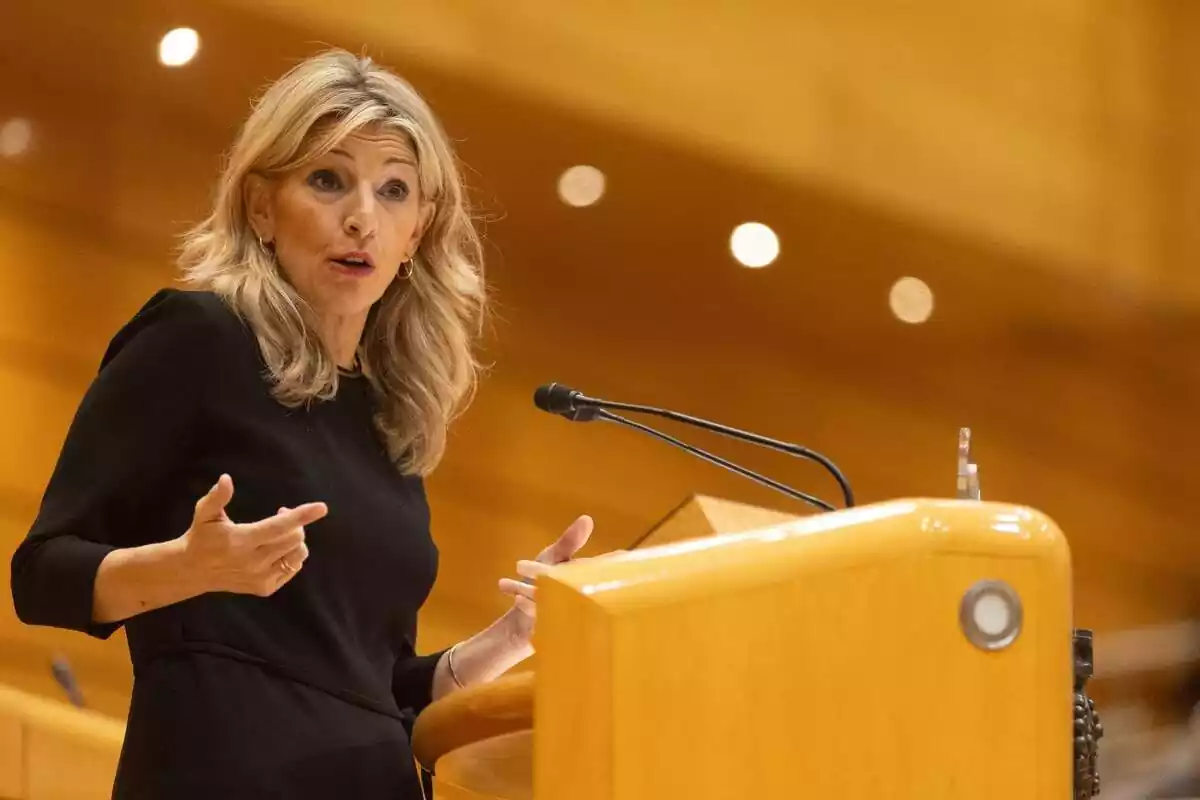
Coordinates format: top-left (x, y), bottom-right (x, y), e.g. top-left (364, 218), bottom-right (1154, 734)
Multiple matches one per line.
top-left (957, 426), bottom-right (981, 500)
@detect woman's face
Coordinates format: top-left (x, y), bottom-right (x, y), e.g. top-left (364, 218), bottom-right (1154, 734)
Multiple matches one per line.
top-left (249, 124), bottom-right (428, 321)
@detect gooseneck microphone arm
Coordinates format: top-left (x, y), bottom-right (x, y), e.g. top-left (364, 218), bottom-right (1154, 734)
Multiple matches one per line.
top-left (535, 382), bottom-right (854, 509)
top-left (595, 409), bottom-right (836, 512)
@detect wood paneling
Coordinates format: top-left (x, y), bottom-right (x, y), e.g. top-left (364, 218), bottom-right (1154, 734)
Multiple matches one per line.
top-left (218, 0), bottom-right (1200, 304)
top-left (0, 0), bottom-right (1196, 724)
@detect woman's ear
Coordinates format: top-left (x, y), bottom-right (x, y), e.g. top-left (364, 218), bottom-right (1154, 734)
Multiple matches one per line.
top-left (244, 173), bottom-right (276, 244)
top-left (407, 202), bottom-right (435, 258)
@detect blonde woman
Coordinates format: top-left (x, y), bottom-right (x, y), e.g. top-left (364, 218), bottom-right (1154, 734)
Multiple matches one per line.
top-left (10, 49), bottom-right (591, 799)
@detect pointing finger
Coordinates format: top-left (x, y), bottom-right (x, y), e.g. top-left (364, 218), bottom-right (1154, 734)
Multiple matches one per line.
top-left (537, 514), bottom-right (594, 565)
top-left (246, 503), bottom-right (328, 543)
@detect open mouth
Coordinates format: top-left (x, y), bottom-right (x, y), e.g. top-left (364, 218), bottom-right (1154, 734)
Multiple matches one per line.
top-left (330, 256), bottom-right (373, 272)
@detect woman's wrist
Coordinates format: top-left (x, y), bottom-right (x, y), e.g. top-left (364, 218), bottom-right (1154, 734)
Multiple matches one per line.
top-left (445, 642), bottom-right (466, 689)
top-left (499, 607), bottom-right (536, 658)
top-left (92, 537), bottom-right (207, 624)
top-left (431, 612), bottom-right (535, 700)
top-left (454, 616), bottom-right (535, 681)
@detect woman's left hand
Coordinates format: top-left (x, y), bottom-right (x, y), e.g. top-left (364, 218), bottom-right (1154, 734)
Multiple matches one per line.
top-left (498, 514), bottom-right (593, 648)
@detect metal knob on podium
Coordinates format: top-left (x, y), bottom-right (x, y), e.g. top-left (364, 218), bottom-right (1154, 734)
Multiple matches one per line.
top-left (956, 427), bottom-right (981, 500)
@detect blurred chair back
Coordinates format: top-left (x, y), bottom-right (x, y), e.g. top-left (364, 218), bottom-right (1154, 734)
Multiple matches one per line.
top-left (0, 683), bottom-right (123, 800)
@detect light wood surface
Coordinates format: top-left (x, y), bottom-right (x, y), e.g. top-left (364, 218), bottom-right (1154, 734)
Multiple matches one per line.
top-left (432, 731), bottom-right (533, 800)
top-left (0, 684), bottom-right (124, 800)
top-left (539, 497), bottom-right (1073, 798)
top-left (413, 497), bottom-right (1074, 798)
top-left (633, 494), bottom-right (800, 549)
top-left (412, 672), bottom-right (533, 772)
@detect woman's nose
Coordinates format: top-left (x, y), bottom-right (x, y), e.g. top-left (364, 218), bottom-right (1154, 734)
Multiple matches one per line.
top-left (343, 184), bottom-right (378, 238)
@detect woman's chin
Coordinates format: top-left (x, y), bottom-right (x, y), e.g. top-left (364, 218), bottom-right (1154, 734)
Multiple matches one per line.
top-left (309, 281), bottom-right (388, 319)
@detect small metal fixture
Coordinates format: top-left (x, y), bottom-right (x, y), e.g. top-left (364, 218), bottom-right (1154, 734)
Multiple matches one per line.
top-left (956, 427), bottom-right (981, 500)
top-left (959, 579), bottom-right (1022, 651)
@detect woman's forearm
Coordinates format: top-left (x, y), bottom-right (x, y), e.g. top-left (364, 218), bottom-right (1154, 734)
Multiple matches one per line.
top-left (431, 610), bottom-right (533, 701)
top-left (92, 538), bottom-right (208, 624)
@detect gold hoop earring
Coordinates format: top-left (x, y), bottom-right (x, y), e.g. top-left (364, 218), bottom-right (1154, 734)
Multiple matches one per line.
top-left (400, 259), bottom-right (415, 280)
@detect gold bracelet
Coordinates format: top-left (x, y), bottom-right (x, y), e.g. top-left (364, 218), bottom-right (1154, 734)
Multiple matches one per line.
top-left (446, 643), bottom-right (465, 689)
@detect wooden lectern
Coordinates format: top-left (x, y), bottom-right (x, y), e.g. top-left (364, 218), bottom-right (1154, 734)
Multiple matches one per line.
top-left (412, 495), bottom-right (1074, 799)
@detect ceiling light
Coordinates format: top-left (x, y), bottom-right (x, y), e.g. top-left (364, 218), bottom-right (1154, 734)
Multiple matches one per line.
top-left (159, 28), bottom-right (200, 67)
top-left (889, 277), bottom-right (934, 324)
top-left (0, 118), bottom-right (32, 158)
top-left (730, 222), bottom-right (779, 268)
top-left (557, 165), bottom-right (606, 207)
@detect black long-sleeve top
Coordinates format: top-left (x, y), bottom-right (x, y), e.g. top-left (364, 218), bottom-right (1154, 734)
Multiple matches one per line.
top-left (10, 288), bottom-right (444, 799)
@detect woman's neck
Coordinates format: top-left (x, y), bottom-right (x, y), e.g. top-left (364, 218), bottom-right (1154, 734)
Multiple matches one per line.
top-left (319, 312), bottom-right (368, 370)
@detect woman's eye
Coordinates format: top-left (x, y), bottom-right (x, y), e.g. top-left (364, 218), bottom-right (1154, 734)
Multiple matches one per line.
top-left (308, 169), bottom-right (341, 192)
top-left (381, 180), bottom-right (410, 202)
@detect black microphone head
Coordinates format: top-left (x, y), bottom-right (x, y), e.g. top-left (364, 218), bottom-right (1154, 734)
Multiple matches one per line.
top-left (534, 382), bottom-right (581, 414)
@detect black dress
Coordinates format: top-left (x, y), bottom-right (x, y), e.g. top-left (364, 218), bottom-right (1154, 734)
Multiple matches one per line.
top-left (10, 289), bottom-right (445, 799)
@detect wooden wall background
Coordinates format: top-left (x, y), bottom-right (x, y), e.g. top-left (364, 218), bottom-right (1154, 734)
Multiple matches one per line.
top-left (2, 0), bottom-right (1198, 732)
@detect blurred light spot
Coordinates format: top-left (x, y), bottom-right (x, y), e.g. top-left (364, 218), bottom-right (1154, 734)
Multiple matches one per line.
top-left (730, 222), bottom-right (779, 268)
top-left (889, 276), bottom-right (934, 324)
top-left (558, 165), bottom-right (606, 207)
top-left (0, 118), bottom-right (32, 158)
top-left (159, 28), bottom-right (200, 67)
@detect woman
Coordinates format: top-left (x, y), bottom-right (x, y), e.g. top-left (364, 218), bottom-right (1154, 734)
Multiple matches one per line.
top-left (9, 49), bottom-right (589, 799)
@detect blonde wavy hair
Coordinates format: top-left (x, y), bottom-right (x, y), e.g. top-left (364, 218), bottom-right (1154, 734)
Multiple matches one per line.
top-left (178, 49), bottom-right (486, 476)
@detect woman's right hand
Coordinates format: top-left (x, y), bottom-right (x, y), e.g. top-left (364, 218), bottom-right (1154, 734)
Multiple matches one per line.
top-left (180, 474), bottom-right (327, 597)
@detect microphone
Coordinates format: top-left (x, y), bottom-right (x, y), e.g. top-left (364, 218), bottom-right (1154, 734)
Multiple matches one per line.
top-left (51, 654), bottom-right (85, 708)
top-left (534, 383), bottom-right (602, 422)
top-left (534, 382), bottom-right (852, 512)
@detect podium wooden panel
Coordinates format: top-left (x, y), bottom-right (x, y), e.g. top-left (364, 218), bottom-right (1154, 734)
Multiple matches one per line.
top-left (431, 731), bottom-right (533, 800)
top-left (631, 494), bottom-right (799, 548)
top-left (413, 495), bottom-right (1074, 799)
